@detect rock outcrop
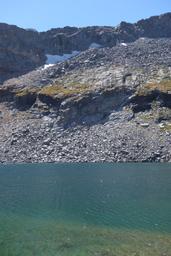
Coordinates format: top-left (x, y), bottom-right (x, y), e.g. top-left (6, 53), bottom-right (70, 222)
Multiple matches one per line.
top-left (0, 23), bottom-right (45, 83)
top-left (1, 38), bottom-right (171, 127)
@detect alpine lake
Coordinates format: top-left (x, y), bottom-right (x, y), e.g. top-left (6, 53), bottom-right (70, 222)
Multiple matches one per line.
top-left (0, 163), bottom-right (171, 256)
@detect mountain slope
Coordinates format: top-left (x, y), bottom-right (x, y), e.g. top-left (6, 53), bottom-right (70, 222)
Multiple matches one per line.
top-left (0, 13), bottom-right (171, 163)
top-left (1, 12), bottom-right (171, 83)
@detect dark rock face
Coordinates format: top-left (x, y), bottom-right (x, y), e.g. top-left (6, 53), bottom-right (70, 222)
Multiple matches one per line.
top-left (40, 13), bottom-right (171, 54)
top-left (130, 90), bottom-right (171, 113)
top-left (0, 87), bottom-right (14, 102)
top-left (15, 92), bottom-right (37, 110)
top-left (0, 23), bottom-right (46, 83)
top-left (137, 13), bottom-right (171, 38)
top-left (0, 47), bottom-right (45, 83)
top-left (38, 93), bottom-right (64, 108)
top-left (58, 88), bottom-right (131, 125)
top-left (1, 12), bottom-right (171, 83)
top-left (40, 26), bottom-right (117, 54)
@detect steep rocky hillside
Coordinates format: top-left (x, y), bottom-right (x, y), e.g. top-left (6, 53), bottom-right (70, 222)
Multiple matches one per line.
top-left (0, 35), bottom-right (171, 163)
top-left (1, 12), bottom-right (171, 83)
top-left (0, 13), bottom-right (171, 163)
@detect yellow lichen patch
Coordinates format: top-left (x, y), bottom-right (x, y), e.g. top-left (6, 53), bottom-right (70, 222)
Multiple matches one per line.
top-left (15, 88), bottom-right (38, 97)
top-left (137, 80), bottom-right (171, 96)
top-left (160, 123), bottom-right (171, 132)
top-left (138, 112), bottom-right (155, 122)
top-left (39, 83), bottom-right (90, 97)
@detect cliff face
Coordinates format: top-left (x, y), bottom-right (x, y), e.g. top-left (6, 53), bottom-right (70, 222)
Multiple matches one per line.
top-left (0, 23), bottom-right (45, 83)
top-left (1, 12), bottom-right (171, 83)
top-left (40, 12), bottom-right (171, 53)
top-left (137, 12), bottom-right (171, 38)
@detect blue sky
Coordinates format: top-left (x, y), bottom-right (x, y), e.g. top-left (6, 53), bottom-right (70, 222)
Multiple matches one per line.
top-left (0, 0), bottom-right (171, 31)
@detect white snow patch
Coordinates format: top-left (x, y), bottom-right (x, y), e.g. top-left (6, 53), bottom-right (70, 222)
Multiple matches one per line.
top-left (46, 51), bottom-right (80, 64)
top-left (42, 64), bottom-right (55, 70)
top-left (120, 43), bottom-right (128, 46)
top-left (89, 43), bottom-right (101, 49)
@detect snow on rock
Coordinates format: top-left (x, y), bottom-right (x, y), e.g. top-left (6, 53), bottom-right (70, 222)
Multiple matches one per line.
top-left (42, 64), bottom-right (55, 70)
top-left (46, 51), bottom-right (80, 64)
top-left (120, 43), bottom-right (128, 46)
top-left (89, 43), bottom-right (102, 49)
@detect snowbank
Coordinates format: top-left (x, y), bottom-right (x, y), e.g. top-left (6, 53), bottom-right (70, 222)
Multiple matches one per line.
top-left (42, 64), bottom-right (55, 70)
top-left (46, 51), bottom-right (80, 64)
top-left (120, 43), bottom-right (128, 46)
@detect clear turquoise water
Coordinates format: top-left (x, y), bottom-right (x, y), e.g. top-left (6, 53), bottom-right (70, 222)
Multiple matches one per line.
top-left (0, 163), bottom-right (171, 256)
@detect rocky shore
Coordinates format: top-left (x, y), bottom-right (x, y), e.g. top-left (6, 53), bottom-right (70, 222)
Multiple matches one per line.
top-left (0, 102), bottom-right (170, 163)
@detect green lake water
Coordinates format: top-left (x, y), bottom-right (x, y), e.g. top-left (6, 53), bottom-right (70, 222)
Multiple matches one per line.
top-left (0, 163), bottom-right (171, 256)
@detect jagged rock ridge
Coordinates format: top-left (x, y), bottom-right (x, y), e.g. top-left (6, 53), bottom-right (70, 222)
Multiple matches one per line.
top-left (1, 12), bottom-right (171, 82)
